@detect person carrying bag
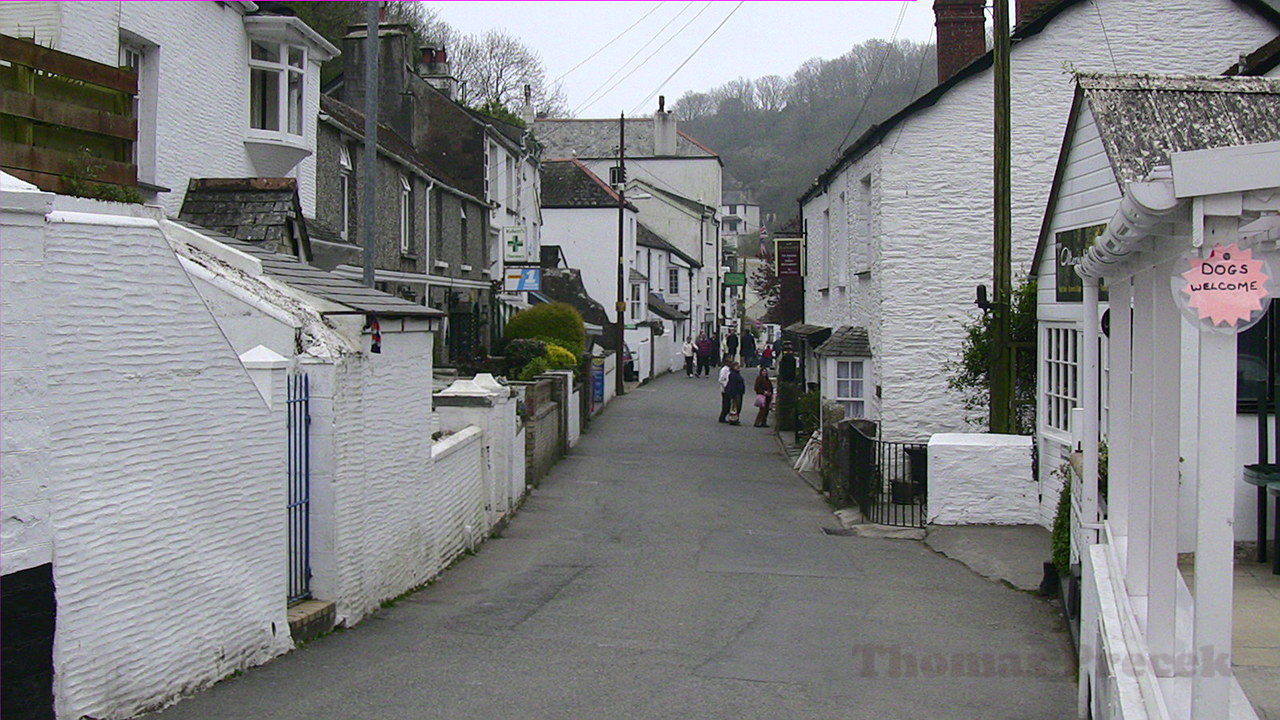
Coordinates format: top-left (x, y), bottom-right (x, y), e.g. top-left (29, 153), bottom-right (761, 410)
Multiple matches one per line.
top-left (753, 368), bottom-right (774, 427)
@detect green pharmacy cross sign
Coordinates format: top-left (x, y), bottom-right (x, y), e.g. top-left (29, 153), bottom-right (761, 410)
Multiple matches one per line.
top-left (502, 227), bottom-right (528, 263)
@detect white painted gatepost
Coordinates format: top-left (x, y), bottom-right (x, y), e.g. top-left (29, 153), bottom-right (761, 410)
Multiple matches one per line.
top-left (1073, 141), bottom-right (1280, 720)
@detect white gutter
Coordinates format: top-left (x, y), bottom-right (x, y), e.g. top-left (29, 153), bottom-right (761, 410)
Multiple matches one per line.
top-left (1077, 168), bottom-right (1182, 280)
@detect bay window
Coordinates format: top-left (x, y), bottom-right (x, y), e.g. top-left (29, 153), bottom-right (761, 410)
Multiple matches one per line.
top-left (249, 41), bottom-right (305, 136)
top-left (836, 360), bottom-right (866, 418)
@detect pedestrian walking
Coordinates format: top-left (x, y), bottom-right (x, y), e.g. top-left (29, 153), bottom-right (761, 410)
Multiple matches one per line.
top-left (725, 330), bottom-right (739, 362)
top-left (682, 337), bottom-right (696, 377)
top-left (753, 367), bottom-right (774, 427)
top-left (717, 358), bottom-right (733, 422)
top-left (726, 362), bottom-right (746, 425)
top-left (695, 335), bottom-right (714, 377)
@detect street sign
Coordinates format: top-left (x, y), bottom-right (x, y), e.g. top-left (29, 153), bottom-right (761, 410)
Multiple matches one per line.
top-left (504, 267), bottom-right (541, 292)
top-left (502, 226), bottom-right (529, 263)
top-left (775, 237), bottom-right (804, 277)
top-left (724, 272), bottom-right (746, 286)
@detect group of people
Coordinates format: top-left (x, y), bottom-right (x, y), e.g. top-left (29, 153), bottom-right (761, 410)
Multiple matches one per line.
top-left (679, 330), bottom-right (791, 428)
top-left (716, 360), bottom-right (773, 427)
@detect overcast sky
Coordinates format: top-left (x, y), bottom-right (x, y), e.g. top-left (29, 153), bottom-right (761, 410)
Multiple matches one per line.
top-left (430, 1), bottom-right (940, 116)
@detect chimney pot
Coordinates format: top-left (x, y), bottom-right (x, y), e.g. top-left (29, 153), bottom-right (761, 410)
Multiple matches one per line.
top-left (658, 95), bottom-right (665, 112)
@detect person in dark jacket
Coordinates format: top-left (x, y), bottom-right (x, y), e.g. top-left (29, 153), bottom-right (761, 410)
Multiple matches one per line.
top-left (725, 362), bottom-right (746, 425)
top-left (725, 330), bottom-right (739, 362)
top-left (740, 331), bottom-right (757, 367)
top-left (753, 367), bottom-right (774, 427)
top-left (695, 335), bottom-right (714, 377)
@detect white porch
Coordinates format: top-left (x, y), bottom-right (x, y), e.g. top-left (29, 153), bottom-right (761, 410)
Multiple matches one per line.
top-left (1073, 141), bottom-right (1280, 720)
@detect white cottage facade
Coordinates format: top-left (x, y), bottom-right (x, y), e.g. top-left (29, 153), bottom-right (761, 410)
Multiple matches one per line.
top-left (0, 1), bottom-right (338, 217)
top-left (800, 0), bottom-right (1280, 442)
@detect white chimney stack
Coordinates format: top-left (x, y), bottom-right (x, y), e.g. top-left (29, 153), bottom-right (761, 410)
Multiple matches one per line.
top-left (653, 95), bottom-right (677, 156)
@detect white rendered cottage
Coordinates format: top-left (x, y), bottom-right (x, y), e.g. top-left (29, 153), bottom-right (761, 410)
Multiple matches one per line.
top-left (799, 0), bottom-right (1280, 442)
top-left (0, 1), bottom-right (338, 216)
top-left (1032, 73), bottom-right (1280, 720)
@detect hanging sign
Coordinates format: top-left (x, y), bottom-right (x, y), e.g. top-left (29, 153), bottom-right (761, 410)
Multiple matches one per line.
top-left (1176, 242), bottom-right (1271, 332)
top-left (502, 226), bottom-right (530, 263)
top-left (1055, 224), bottom-right (1109, 302)
top-left (775, 237), bottom-right (804, 277)
top-left (724, 272), bottom-right (746, 286)
top-left (504, 267), bottom-right (541, 292)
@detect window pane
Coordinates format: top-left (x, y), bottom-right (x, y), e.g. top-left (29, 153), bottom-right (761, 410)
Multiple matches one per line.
top-left (288, 46), bottom-right (304, 69)
top-left (837, 379), bottom-right (852, 399)
top-left (287, 69), bottom-right (303, 135)
top-left (250, 67), bottom-right (280, 130)
top-left (251, 41), bottom-right (279, 63)
top-left (837, 361), bottom-right (850, 380)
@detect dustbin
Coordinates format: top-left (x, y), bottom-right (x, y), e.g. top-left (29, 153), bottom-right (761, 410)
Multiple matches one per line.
top-left (905, 445), bottom-right (928, 495)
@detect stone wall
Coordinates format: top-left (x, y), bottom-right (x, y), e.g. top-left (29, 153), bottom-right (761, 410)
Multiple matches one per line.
top-left (927, 434), bottom-right (1039, 526)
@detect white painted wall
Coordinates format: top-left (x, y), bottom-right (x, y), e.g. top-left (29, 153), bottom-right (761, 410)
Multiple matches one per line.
top-left (583, 156), bottom-right (722, 213)
top-left (541, 206), bottom-right (635, 309)
top-left (928, 434), bottom-right (1039, 525)
top-left (0, 180), bottom-right (292, 720)
top-left (804, 0), bottom-right (1277, 442)
top-left (0, 1), bottom-right (328, 216)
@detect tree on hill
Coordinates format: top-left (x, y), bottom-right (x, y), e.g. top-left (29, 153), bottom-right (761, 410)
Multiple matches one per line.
top-left (674, 38), bottom-right (935, 224)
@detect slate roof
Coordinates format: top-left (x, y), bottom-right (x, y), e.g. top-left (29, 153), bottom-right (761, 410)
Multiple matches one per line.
top-left (180, 178), bottom-right (308, 255)
top-left (636, 222), bottom-right (701, 268)
top-left (534, 118), bottom-right (719, 161)
top-left (648, 292), bottom-right (688, 321)
top-left (635, 179), bottom-right (715, 216)
top-left (540, 159), bottom-right (637, 210)
top-left (536, 267), bottom-right (612, 329)
top-left (800, 0), bottom-right (1280, 203)
top-left (1078, 73), bottom-right (1280, 185)
top-left (815, 326), bottom-right (873, 357)
top-left (173, 220), bottom-right (444, 318)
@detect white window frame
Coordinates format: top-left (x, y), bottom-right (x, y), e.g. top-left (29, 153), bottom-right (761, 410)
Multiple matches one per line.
top-left (118, 36), bottom-right (156, 184)
top-left (249, 40), bottom-right (306, 138)
top-left (669, 267), bottom-right (680, 295)
top-left (630, 283), bottom-right (642, 322)
top-left (1042, 324), bottom-right (1080, 435)
top-left (835, 359), bottom-right (866, 419)
top-left (505, 155), bottom-right (516, 215)
top-left (399, 174), bottom-right (412, 256)
top-left (338, 144), bottom-right (353, 240)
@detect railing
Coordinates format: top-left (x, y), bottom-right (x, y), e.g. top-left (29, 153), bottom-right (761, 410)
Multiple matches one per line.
top-left (825, 420), bottom-right (928, 528)
top-left (0, 33), bottom-right (137, 194)
top-left (287, 373), bottom-right (312, 604)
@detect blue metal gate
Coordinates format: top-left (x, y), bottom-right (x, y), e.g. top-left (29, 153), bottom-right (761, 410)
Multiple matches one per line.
top-left (287, 373), bottom-right (311, 604)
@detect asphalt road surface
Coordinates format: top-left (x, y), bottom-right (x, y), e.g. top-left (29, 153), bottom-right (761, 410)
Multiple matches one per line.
top-left (147, 369), bottom-right (1075, 720)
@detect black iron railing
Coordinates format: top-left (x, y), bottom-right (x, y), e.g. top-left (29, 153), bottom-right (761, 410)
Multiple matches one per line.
top-left (826, 421), bottom-right (927, 528)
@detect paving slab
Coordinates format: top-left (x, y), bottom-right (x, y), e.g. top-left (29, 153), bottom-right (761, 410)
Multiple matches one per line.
top-left (924, 524), bottom-right (1053, 593)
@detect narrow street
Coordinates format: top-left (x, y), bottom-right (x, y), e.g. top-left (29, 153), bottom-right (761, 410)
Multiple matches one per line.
top-left (150, 370), bottom-right (1074, 720)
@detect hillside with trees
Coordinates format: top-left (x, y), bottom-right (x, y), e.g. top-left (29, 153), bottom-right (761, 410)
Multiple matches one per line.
top-left (675, 39), bottom-right (936, 226)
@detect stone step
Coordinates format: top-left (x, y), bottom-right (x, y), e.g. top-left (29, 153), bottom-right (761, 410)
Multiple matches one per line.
top-left (287, 599), bottom-right (335, 644)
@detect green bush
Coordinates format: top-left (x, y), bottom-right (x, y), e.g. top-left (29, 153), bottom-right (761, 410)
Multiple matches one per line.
top-left (505, 303), bottom-right (586, 358)
top-left (1051, 467), bottom-right (1072, 577)
top-left (502, 338), bottom-right (547, 375)
top-left (543, 343), bottom-right (578, 371)
top-left (519, 357), bottom-right (550, 381)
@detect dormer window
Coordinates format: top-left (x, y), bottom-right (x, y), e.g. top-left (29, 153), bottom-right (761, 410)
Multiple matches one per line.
top-left (249, 41), bottom-right (305, 136)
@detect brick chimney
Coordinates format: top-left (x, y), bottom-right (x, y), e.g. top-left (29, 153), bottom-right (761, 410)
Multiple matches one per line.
top-left (415, 42), bottom-right (459, 99)
top-left (934, 0), bottom-right (986, 83)
top-left (1015, 0), bottom-right (1055, 26)
top-left (341, 24), bottom-right (415, 138)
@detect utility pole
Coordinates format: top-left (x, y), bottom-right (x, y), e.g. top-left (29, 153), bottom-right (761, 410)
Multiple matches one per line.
top-left (990, 0), bottom-right (1014, 433)
top-left (360, 1), bottom-right (380, 288)
top-left (615, 112), bottom-right (627, 397)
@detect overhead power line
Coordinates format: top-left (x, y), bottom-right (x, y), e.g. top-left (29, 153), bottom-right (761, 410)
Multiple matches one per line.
top-left (549, 3), bottom-right (664, 86)
top-left (578, 2), bottom-right (716, 116)
top-left (630, 1), bottom-right (745, 116)
top-left (831, 0), bottom-right (910, 157)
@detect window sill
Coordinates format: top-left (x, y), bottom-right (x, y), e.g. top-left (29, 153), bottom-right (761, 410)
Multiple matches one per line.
top-left (401, 253), bottom-right (418, 260)
top-left (434, 260), bottom-right (449, 270)
top-left (460, 264), bottom-right (473, 272)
